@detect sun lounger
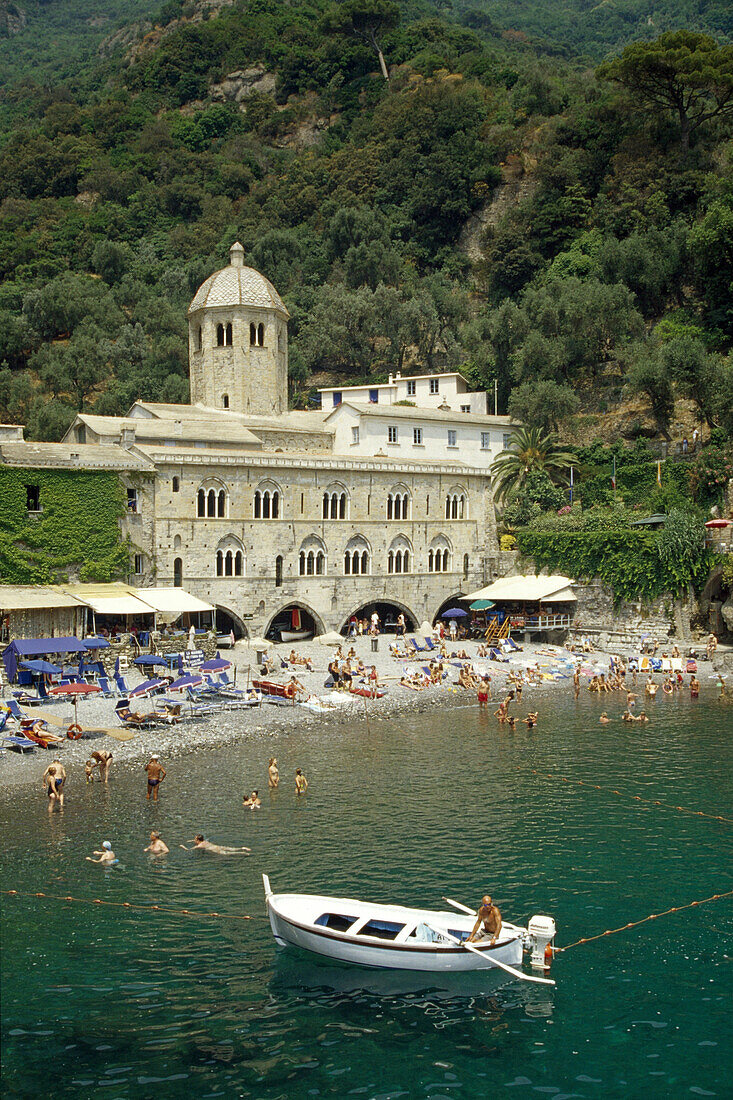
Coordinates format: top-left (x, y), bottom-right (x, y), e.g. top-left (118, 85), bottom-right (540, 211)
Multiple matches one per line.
top-left (423, 637), bottom-right (437, 650)
top-left (114, 700), bottom-right (160, 728)
top-left (650, 657), bottom-right (662, 672)
top-left (408, 638), bottom-right (427, 652)
top-left (97, 677), bottom-right (117, 697)
top-left (504, 638), bottom-right (522, 651)
top-left (488, 649), bottom-right (508, 662)
top-left (114, 675), bottom-right (131, 695)
top-left (2, 734), bottom-right (36, 753)
top-left (251, 679), bottom-right (296, 705)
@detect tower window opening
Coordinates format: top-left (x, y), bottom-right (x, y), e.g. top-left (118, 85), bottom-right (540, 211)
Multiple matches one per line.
top-left (222, 394), bottom-right (229, 409)
top-left (275, 555), bottom-right (283, 587)
top-left (225, 322), bottom-right (233, 346)
top-left (216, 324), bottom-right (225, 347)
top-left (257, 323), bottom-right (264, 346)
top-left (250, 323), bottom-right (256, 346)
top-left (173, 558), bottom-right (183, 587)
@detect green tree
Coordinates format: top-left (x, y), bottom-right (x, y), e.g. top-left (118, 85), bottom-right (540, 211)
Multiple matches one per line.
top-left (490, 425), bottom-right (574, 503)
top-left (598, 32), bottom-right (733, 151)
top-left (507, 379), bottom-right (579, 432)
top-left (322, 0), bottom-right (399, 82)
top-left (624, 342), bottom-right (675, 438)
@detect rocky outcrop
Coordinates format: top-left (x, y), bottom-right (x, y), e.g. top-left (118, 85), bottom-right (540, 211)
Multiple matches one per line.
top-left (210, 65), bottom-right (277, 104)
top-left (568, 581), bottom-right (697, 650)
top-left (0, 1), bottom-right (26, 36)
top-left (459, 153), bottom-right (537, 264)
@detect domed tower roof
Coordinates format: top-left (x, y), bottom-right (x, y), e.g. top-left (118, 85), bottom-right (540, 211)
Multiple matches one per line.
top-left (188, 242), bottom-right (289, 318)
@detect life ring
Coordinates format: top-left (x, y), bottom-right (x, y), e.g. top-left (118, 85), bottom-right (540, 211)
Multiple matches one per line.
top-left (67, 723), bottom-right (83, 740)
top-left (662, 683), bottom-right (673, 695)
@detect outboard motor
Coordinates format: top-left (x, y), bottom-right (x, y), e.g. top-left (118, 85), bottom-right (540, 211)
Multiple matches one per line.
top-left (527, 915), bottom-right (556, 968)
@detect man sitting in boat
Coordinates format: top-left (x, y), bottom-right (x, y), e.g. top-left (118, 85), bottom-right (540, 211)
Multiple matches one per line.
top-left (467, 896), bottom-right (502, 945)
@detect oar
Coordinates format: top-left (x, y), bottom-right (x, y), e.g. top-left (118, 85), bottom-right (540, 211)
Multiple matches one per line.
top-left (443, 897), bottom-right (476, 915)
top-left (423, 922), bottom-right (555, 987)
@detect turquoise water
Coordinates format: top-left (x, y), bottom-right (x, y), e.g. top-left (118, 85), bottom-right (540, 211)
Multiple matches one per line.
top-left (1, 689), bottom-right (732, 1098)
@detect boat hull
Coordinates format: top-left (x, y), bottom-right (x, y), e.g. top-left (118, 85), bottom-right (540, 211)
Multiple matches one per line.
top-left (267, 905), bottom-right (524, 973)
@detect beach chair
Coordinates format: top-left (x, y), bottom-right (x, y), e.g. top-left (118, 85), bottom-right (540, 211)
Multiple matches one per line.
top-left (185, 689), bottom-right (219, 716)
top-left (639, 656), bottom-right (650, 672)
top-left (423, 637), bottom-right (437, 650)
top-left (650, 657), bottom-right (662, 672)
top-left (97, 676), bottom-right (117, 697)
top-left (5, 698), bottom-right (27, 723)
top-left (408, 637), bottom-right (427, 652)
top-left (2, 733), bottom-right (36, 753)
top-left (505, 638), bottom-right (521, 652)
top-left (488, 648), bottom-right (509, 662)
top-left (114, 699), bottom-right (159, 729)
top-left (115, 674), bottom-right (131, 695)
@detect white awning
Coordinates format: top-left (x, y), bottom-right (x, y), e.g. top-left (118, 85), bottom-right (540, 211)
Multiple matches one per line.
top-left (135, 588), bottom-right (215, 615)
top-left (0, 586), bottom-right (87, 611)
top-left (542, 587), bottom-right (577, 603)
top-left (84, 594), bottom-right (156, 616)
top-left (462, 574), bottom-right (575, 603)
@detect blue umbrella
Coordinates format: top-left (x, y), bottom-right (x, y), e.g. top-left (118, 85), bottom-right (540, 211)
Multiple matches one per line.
top-left (20, 659), bottom-right (63, 675)
top-left (168, 673), bottom-right (203, 692)
top-left (442, 608), bottom-right (468, 618)
top-left (130, 677), bottom-right (166, 697)
top-left (133, 654), bottom-right (168, 667)
top-left (201, 657), bottom-right (231, 672)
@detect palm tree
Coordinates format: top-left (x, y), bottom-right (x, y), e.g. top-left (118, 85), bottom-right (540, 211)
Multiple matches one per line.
top-left (491, 426), bottom-right (574, 504)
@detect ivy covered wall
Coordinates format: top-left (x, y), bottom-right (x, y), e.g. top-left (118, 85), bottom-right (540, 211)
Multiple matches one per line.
top-left (0, 468), bottom-right (129, 583)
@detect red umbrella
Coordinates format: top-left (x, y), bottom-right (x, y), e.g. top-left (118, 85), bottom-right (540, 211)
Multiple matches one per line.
top-left (49, 682), bottom-right (101, 731)
top-left (704, 519), bottom-right (731, 528)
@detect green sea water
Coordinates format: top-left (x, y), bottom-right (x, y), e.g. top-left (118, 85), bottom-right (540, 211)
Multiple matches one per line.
top-left (1, 688), bottom-right (732, 1099)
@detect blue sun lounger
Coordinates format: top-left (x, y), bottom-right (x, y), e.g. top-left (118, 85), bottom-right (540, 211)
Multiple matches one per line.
top-left (2, 734), bottom-right (36, 753)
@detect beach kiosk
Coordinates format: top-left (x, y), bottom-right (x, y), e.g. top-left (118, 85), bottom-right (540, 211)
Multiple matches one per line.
top-left (461, 575), bottom-right (576, 643)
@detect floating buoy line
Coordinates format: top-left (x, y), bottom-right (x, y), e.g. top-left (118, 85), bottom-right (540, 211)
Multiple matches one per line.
top-left (1, 889), bottom-right (253, 922)
top-left (557, 889), bottom-right (733, 952)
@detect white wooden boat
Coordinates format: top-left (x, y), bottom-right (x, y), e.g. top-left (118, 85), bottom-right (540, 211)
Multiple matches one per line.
top-left (280, 629), bottom-right (312, 643)
top-left (263, 876), bottom-right (556, 983)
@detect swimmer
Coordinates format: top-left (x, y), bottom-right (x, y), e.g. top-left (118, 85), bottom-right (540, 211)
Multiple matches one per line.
top-left (295, 768), bottom-right (308, 795)
top-left (145, 755), bottom-right (166, 801)
top-left (180, 834), bottom-right (251, 855)
top-left (86, 841), bottom-right (117, 864)
top-left (268, 757), bottom-right (279, 788)
top-left (573, 668), bottom-right (580, 699)
top-left (144, 831), bottom-right (169, 855)
top-left (242, 789), bottom-right (261, 810)
top-left (599, 712), bottom-right (610, 724)
top-left (42, 759), bottom-right (66, 810)
top-left (523, 711), bottom-right (538, 728)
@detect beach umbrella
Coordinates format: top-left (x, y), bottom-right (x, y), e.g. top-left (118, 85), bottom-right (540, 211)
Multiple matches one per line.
top-left (201, 657), bottom-right (231, 672)
top-left (469, 599), bottom-right (495, 611)
top-left (177, 653), bottom-right (184, 675)
top-left (20, 660), bottom-right (63, 675)
top-left (705, 519), bottom-right (730, 528)
top-left (133, 654), bottom-right (168, 667)
top-left (48, 680), bottom-right (101, 725)
top-left (442, 608), bottom-right (468, 618)
top-left (168, 673), bottom-right (203, 692)
top-left (130, 677), bottom-right (166, 697)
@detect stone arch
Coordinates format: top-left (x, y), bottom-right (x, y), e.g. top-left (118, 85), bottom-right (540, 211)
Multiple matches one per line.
top-left (432, 592), bottom-right (468, 624)
top-left (264, 600), bottom-right (327, 641)
top-left (339, 597), bottom-right (419, 635)
top-left (215, 605), bottom-right (248, 639)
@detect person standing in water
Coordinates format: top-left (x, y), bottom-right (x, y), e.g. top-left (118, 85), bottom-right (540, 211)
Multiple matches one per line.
top-left (144, 831), bottom-right (169, 855)
top-left (242, 790), bottom-right (261, 809)
top-left (145, 755), bottom-right (166, 801)
top-left (86, 841), bottom-right (117, 865)
top-left (90, 750), bottom-right (113, 784)
top-left (42, 760), bottom-right (66, 809)
top-left (268, 757), bottom-right (279, 788)
top-left (295, 768), bottom-right (308, 795)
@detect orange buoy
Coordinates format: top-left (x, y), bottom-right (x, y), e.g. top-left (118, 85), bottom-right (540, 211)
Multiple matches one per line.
top-left (544, 944), bottom-right (554, 968)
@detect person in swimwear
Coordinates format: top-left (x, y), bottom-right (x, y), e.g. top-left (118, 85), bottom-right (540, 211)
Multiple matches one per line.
top-left (295, 768), bottom-right (308, 795)
top-left (573, 667), bottom-right (581, 699)
top-left (85, 758), bottom-right (95, 784)
top-left (523, 711), bottom-right (538, 728)
top-left (144, 831), bottom-right (169, 855)
top-left (468, 895), bottom-right (502, 945)
top-left (180, 834), bottom-right (251, 855)
top-left (86, 840), bottom-right (117, 864)
top-left (690, 675), bottom-right (700, 697)
top-left (242, 789), bottom-right (261, 809)
top-left (477, 677), bottom-right (489, 707)
top-left (90, 749), bottom-right (113, 784)
top-left (599, 712), bottom-right (610, 724)
top-left (144, 755), bottom-right (166, 801)
top-left (42, 760), bottom-right (66, 809)
top-left (268, 757), bottom-right (279, 788)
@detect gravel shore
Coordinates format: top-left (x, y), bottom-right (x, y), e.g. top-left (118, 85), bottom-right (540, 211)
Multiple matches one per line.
top-left (0, 635), bottom-right (644, 793)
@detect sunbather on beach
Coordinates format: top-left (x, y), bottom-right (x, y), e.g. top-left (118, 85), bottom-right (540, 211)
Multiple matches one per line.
top-left (180, 835), bottom-right (251, 854)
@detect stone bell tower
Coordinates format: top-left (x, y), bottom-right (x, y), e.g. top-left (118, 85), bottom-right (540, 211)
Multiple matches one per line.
top-left (187, 242), bottom-right (289, 416)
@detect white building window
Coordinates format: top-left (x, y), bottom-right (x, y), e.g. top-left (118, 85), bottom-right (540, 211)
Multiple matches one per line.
top-left (461, 405), bottom-right (470, 413)
top-left (216, 537), bottom-right (245, 577)
top-left (387, 536), bottom-right (412, 575)
top-left (503, 432), bottom-right (512, 450)
top-left (322, 487), bottom-right (348, 520)
top-left (299, 537), bottom-right (326, 576)
top-left (429, 378), bottom-right (439, 394)
top-left (413, 427), bottom-right (423, 445)
top-left (351, 426), bottom-right (360, 445)
top-left (388, 426), bottom-right (398, 444)
top-left (406, 380), bottom-right (416, 396)
top-left (428, 537), bottom-right (451, 572)
top-left (254, 482), bottom-right (281, 519)
top-left (481, 432), bottom-right (491, 450)
top-left (197, 483), bottom-right (227, 518)
top-left (447, 430), bottom-right (457, 448)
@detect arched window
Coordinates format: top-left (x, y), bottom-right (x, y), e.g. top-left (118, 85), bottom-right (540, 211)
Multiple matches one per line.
top-left (207, 488), bottom-right (216, 517)
top-left (216, 324), bottom-right (225, 347)
top-left (216, 537), bottom-right (244, 578)
top-left (428, 537), bottom-right (452, 573)
top-left (275, 555), bottom-right (283, 587)
top-left (445, 489), bottom-right (467, 520)
top-left (225, 322), bottom-right (232, 346)
top-left (234, 550), bottom-right (243, 576)
top-left (387, 486), bottom-right (410, 520)
top-left (217, 489), bottom-right (226, 518)
top-left (196, 326), bottom-right (202, 351)
top-left (197, 489), bottom-right (206, 517)
top-left (322, 484), bottom-right (348, 520)
top-left (173, 558), bottom-right (183, 587)
top-left (172, 477), bottom-right (180, 493)
top-left (198, 481), bottom-right (227, 519)
top-left (463, 553), bottom-right (469, 577)
top-left (299, 536), bottom-right (326, 576)
top-left (257, 323), bottom-right (264, 346)
top-left (249, 323), bottom-right (256, 346)
top-left (254, 482), bottom-right (281, 520)
top-left (387, 536), bottom-right (412, 575)
top-left (216, 550), bottom-right (224, 577)
top-left (344, 537), bottom-right (370, 576)
top-left (221, 394), bottom-right (229, 409)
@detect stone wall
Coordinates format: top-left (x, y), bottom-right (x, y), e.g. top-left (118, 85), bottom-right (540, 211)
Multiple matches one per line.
top-left (569, 580), bottom-right (697, 649)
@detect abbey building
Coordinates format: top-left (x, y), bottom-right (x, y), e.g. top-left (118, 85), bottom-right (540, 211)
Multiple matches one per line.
top-left (3, 244), bottom-right (516, 638)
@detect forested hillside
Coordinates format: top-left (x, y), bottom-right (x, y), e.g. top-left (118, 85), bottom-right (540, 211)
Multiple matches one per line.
top-left (0, 0), bottom-right (732, 447)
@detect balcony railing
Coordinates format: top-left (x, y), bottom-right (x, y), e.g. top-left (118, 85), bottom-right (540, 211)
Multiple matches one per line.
top-left (510, 614), bottom-right (572, 632)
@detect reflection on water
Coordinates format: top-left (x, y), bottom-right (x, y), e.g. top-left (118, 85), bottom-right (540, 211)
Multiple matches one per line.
top-left (1, 690), bottom-right (732, 1098)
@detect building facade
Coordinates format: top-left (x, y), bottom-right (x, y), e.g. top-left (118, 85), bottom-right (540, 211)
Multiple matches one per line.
top-left (2, 244), bottom-right (512, 639)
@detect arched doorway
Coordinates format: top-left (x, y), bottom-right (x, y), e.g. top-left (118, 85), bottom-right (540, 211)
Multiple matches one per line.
top-left (432, 593), bottom-right (469, 625)
top-left (215, 606), bottom-right (248, 640)
top-left (340, 600), bottom-right (418, 636)
top-left (265, 602), bottom-right (326, 643)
